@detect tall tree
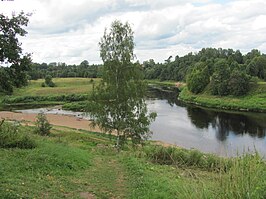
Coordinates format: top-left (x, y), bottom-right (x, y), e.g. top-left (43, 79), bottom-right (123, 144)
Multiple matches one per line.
top-left (89, 20), bottom-right (156, 149)
top-left (0, 12), bottom-right (31, 92)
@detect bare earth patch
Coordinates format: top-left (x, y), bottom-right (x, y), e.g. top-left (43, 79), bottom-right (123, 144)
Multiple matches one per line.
top-left (0, 111), bottom-right (101, 132)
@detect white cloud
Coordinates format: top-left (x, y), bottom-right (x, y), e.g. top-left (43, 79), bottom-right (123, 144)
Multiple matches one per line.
top-left (1, 0), bottom-right (266, 64)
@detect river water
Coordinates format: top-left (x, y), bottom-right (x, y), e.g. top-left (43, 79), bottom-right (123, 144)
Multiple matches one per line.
top-left (12, 86), bottom-right (266, 157)
top-left (147, 86), bottom-right (266, 157)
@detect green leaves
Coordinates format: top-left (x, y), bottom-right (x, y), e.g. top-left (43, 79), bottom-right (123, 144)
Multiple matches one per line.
top-left (0, 12), bottom-right (32, 93)
top-left (90, 20), bottom-right (156, 149)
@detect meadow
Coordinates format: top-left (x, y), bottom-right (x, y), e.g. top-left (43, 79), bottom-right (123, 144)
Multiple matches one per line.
top-left (0, 122), bottom-right (265, 199)
top-left (0, 78), bottom-right (99, 109)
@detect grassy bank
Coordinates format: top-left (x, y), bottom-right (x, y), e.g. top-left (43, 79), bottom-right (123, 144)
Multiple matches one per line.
top-left (0, 78), bottom-right (99, 109)
top-left (179, 82), bottom-right (266, 112)
top-left (0, 122), bottom-right (265, 198)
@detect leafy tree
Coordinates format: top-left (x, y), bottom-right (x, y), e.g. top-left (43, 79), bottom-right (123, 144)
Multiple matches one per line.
top-left (247, 56), bottom-right (266, 80)
top-left (0, 68), bottom-right (13, 94)
top-left (89, 20), bottom-right (156, 149)
top-left (187, 62), bottom-right (210, 94)
top-left (210, 59), bottom-right (230, 96)
top-left (228, 70), bottom-right (250, 96)
top-left (0, 12), bottom-right (32, 92)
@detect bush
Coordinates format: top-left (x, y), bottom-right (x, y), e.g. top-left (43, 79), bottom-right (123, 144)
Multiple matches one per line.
top-left (44, 75), bottom-right (55, 87)
top-left (35, 113), bottom-right (52, 136)
top-left (0, 120), bottom-right (36, 149)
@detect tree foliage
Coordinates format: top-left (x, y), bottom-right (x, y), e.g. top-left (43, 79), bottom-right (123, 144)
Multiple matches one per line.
top-left (89, 20), bottom-right (156, 149)
top-left (0, 12), bottom-right (31, 93)
top-left (143, 47), bottom-right (262, 96)
top-left (187, 62), bottom-right (210, 94)
top-left (28, 61), bottom-right (101, 80)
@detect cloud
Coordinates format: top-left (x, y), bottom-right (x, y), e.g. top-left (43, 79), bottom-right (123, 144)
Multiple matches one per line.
top-left (1, 0), bottom-right (266, 64)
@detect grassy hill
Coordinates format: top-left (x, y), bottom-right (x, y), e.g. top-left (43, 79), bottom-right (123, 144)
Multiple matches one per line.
top-left (0, 122), bottom-right (265, 198)
top-left (13, 78), bottom-right (99, 96)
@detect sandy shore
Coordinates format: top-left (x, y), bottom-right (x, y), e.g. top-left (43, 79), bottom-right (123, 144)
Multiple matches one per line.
top-left (0, 111), bottom-right (102, 133)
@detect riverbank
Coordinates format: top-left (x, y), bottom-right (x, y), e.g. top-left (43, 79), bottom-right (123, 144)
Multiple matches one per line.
top-left (179, 83), bottom-right (266, 112)
top-left (1, 121), bottom-right (265, 198)
top-left (0, 111), bottom-right (101, 132)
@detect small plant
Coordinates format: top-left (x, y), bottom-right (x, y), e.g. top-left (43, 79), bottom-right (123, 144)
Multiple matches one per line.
top-left (0, 119), bottom-right (36, 149)
top-left (44, 75), bottom-right (55, 87)
top-left (35, 112), bottom-right (52, 136)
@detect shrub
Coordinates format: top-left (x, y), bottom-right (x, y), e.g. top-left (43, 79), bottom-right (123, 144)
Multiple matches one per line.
top-left (0, 120), bottom-right (36, 149)
top-left (44, 75), bottom-right (55, 87)
top-left (35, 113), bottom-right (52, 136)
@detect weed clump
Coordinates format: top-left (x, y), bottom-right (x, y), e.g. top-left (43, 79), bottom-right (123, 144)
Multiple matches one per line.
top-left (0, 120), bottom-right (36, 149)
top-left (143, 144), bottom-right (227, 171)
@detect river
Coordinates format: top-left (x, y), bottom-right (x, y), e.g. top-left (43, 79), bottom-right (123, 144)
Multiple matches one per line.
top-left (5, 86), bottom-right (266, 157)
top-left (147, 86), bottom-right (266, 157)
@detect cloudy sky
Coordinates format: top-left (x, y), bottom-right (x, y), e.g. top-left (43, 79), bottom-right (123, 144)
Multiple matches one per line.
top-left (1, 0), bottom-right (266, 64)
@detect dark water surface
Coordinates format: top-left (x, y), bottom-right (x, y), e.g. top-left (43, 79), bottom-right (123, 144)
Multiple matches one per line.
top-left (147, 86), bottom-right (266, 157)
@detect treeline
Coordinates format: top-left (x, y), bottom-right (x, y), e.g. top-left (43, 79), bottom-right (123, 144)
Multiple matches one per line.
top-left (143, 48), bottom-right (266, 96)
top-left (28, 60), bottom-right (102, 80)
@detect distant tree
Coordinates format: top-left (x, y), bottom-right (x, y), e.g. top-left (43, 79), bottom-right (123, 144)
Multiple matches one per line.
top-left (228, 70), bottom-right (250, 96)
top-left (247, 56), bottom-right (266, 80)
top-left (187, 62), bottom-right (210, 94)
top-left (210, 59), bottom-right (230, 96)
top-left (89, 20), bottom-right (156, 149)
top-left (0, 12), bottom-right (32, 92)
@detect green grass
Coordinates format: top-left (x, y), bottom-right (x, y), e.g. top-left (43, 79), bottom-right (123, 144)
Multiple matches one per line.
top-left (0, 78), bottom-right (100, 109)
top-left (14, 78), bottom-right (100, 96)
top-left (179, 82), bottom-right (266, 112)
top-left (1, 124), bottom-right (265, 198)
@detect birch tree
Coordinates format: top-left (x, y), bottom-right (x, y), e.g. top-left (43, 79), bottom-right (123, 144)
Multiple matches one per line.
top-left (89, 20), bottom-right (156, 149)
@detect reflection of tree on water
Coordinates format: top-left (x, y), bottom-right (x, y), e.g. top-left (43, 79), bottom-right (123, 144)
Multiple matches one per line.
top-left (186, 106), bottom-right (266, 141)
top-left (147, 86), bottom-right (180, 106)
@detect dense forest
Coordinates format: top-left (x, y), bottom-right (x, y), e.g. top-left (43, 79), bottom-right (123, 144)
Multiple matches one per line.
top-left (143, 48), bottom-right (266, 96)
top-left (28, 60), bottom-right (101, 80)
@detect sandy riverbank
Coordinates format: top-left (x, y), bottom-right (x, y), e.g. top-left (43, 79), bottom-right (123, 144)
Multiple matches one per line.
top-left (0, 111), bottom-right (102, 133)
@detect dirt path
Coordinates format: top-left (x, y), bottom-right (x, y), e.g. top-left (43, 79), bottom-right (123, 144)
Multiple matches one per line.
top-left (0, 111), bottom-right (102, 133)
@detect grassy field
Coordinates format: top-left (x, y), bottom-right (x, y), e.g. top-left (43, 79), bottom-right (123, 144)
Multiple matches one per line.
top-left (179, 82), bottom-right (266, 112)
top-left (13, 78), bottom-right (100, 96)
top-left (0, 78), bottom-right (100, 109)
top-left (0, 122), bottom-right (265, 198)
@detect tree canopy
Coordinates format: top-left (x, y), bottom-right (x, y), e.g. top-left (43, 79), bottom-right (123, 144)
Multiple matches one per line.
top-left (143, 48), bottom-right (265, 96)
top-left (0, 12), bottom-right (31, 94)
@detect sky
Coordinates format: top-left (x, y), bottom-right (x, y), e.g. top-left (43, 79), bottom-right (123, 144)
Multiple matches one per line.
top-left (1, 0), bottom-right (266, 65)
